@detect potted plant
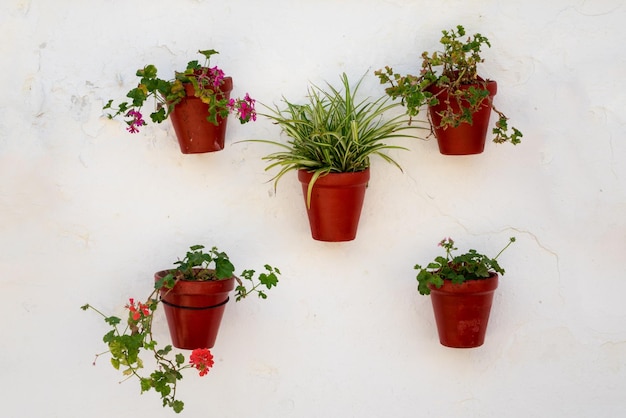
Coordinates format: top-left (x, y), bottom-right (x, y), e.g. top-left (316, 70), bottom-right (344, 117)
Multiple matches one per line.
top-left (81, 244), bottom-right (280, 413)
top-left (414, 237), bottom-right (515, 348)
top-left (104, 49), bottom-right (257, 154)
top-left (249, 73), bottom-right (419, 242)
top-left (375, 25), bottom-right (522, 155)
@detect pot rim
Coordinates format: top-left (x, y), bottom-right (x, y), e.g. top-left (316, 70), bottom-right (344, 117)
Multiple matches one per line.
top-left (181, 76), bottom-right (233, 96)
top-left (155, 269), bottom-right (236, 295)
top-left (428, 77), bottom-right (497, 97)
top-left (297, 167), bottom-right (370, 186)
top-left (427, 272), bottom-right (499, 295)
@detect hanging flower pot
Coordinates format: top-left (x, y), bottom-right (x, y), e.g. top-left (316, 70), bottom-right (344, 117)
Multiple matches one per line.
top-left (83, 244), bottom-right (280, 413)
top-left (427, 80), bottom-right (497, 155)
top-left (249, 74), bottom-right (413, 242)
top-left (428, 273), bottom-right (498, 348)
top-left (103, 49), bottom-right (257, 155)
top-left (376, 24), bottom-right (523, 154)
top-left (155, 269), bottom-right (235, 349)
top-left (298, 168), bottom-right (370, 242)
top-left (414, 237), bottom-right (515, 348)
top-left (169, 79), bottom-right (233, 154)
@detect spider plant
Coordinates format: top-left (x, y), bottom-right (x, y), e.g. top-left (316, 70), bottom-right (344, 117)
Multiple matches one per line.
top-left (251, 72), bottom-right (420, 206)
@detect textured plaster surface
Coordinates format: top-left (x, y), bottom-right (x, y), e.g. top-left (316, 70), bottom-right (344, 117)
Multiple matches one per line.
top-left (1, 0), bottom-right (625, 417)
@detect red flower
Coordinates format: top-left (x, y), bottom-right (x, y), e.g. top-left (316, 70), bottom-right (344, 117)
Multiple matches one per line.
top-left (189, 348), bottom-right (214, 376)
top-left (126, 298), bottom-right (150, 321)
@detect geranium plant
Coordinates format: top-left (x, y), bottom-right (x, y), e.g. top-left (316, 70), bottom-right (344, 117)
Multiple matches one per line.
top-left (103, 49), bottom-right (256, 133)
top-left (81, 245), bottom-right (280, 413)
top-left (375, 25), bottom-right (522, 145)
top-left (414, 237), bottom-right (515, 295)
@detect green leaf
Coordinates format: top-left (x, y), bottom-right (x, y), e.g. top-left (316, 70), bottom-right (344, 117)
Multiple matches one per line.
top-left (150, 107), bottom-right (166, 123)
top-left (126, 86), bottom-right (147, 104)
top-left (157, 384), bottom-right (171, 397)
top-left (105, 316), bottom-right (121, 326)
top-left (140, 377), bottom-right (153, 392)
top-left (172, 400), bottom-right (185, 413)
top-left (426, 262), bottom-right (440, 270)
top-left (198, 49), bottom-right (219, 60)
top-left (102, 330), bottom-right (116, 343)
top-left (259, 272), bottom-right (278, 289)
top-left (157, 345), bottom-right (173, 356)
top-left (215, 258), bottom-right (235, 279)
top-left (475, 264), bottom-right (489, 277)
top-left (138, 64), bottom-right (158, 79)
top-left (110, 357), bottom-right (120, 370)
top-left (175, 353), bottom-right (185, 366)
top-left (155, 273), bottom-right (175, 290)
top-left (451, 274), bottom-right (465, 284)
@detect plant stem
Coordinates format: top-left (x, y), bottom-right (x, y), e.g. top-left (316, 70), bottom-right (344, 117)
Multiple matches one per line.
top-left (494, 237), bottom-right (516, 260)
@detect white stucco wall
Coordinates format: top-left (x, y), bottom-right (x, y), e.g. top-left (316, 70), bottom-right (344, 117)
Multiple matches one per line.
top-left (1, 0), bottom-right (625, 416)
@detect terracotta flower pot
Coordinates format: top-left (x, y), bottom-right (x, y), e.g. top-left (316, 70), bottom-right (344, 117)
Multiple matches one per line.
top-left (168, 77), bottom-right (233, 154)
top-left (155, 269), bottom-right (235, 349)
top-left (297, 169), bottom-right (370, 242)
top-left (427, 79), bottom-right (497, 155)
top-left (427, 273), bottom-right (498, 348)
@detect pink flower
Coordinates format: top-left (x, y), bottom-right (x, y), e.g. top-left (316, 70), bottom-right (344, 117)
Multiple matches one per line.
top-left (189, 348), bottom-right (214, 376)
top-left (208, 66), bottom-right (225, 89)
top-left (242, 93), bottom-right (257, 121)
top-left (125, 110), bottom-right (145, 133)
top-left (438, 237), bottom-right (454, 248)
top-left (228, 93), bottom-right (256, 123)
